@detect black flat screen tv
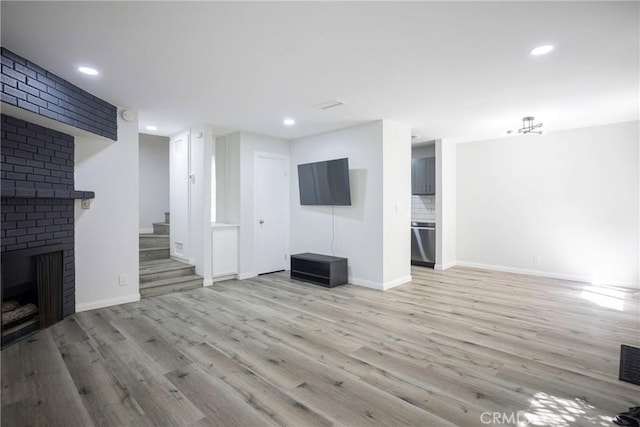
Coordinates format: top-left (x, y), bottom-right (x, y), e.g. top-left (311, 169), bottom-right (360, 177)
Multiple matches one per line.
top-left (298, 158), bottom-right (352, 206)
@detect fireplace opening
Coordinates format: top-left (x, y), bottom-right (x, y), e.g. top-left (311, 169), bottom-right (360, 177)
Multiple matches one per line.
top-left (2, 248), bottom-right (63, 348)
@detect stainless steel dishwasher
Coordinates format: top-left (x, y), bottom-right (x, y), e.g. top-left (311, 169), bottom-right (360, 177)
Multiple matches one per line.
top-left (411, 221), bottom-right (435, 267)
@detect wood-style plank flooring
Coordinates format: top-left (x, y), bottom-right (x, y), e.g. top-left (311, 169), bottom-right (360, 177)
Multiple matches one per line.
top-left (2, 266), bottom-right (639, 426)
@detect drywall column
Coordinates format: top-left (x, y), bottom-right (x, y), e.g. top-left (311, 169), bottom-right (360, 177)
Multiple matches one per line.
top-left (169, 126), bottom-right (214, 286)
top-left (189, 126), bottom-right (214, 286)
top-left (435, 138), bottom-right (457, 270)
top-left (75, 109), bottom-right (140, 310)
top-left (290, 122), bottom-right (384, 287)
top-left (382, 121), bottom-right (412, 288)
top-left (291, 120), bottom-right (412, 290)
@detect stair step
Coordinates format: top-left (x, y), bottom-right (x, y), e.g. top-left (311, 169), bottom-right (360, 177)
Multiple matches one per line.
top-left (139, 234), bottom-right (169, 249)
top-left (153, 222), bottom-right (170, 235)
top-left (139, 247), bottom-right (170, 261)
top-left (139, 259), bottom-right (195, 283)
top-left (140, 274), bottom-right (203, 298)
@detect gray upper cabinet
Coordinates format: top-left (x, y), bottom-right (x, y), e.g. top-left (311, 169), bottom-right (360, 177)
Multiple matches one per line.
top-left (412, 157), bottom-right (435, 195)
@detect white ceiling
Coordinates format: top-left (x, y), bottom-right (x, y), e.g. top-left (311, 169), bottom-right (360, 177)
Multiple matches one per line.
top-left (1, 1), bottom-right (638, 143)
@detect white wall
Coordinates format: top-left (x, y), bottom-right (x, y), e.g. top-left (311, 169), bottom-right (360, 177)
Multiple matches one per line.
top-left (74, 109), bottom-right (140, 311)
top-left (189, 126), bottom-right (214, 285)
top-left (456, 120), bottom-right (639, 286)
top-left (290, 121), bottom-right (388, 288)
top-left (382, 121), bottom-right (412, 287)
top-left (138, 133), bottom-right (169, 232)
top-left (226, 131), bottom-right (290, 278)
top-left (436, 138), bottom-right (457, 270)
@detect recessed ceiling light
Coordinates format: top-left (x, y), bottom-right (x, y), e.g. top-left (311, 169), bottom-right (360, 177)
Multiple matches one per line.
top-left (529, 45), bottom-right (554, 56)
top-left (78, 66), bottom-right (99, 75)
top-left (283, 118), bottom-right (295, 126)
top-left (145, 125), bottom-right (158, 131)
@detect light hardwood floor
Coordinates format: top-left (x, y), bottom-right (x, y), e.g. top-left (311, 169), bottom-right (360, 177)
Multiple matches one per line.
top-left (2, 266), bottom-right (639, 426)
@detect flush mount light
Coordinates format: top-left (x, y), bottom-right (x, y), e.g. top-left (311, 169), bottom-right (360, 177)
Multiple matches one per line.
top-left (529, 45), bottom-right (554, 56)
top-left (518, 116), bottom-right (544, 134)
top-left (283, 118), bottom-right (295, 126)
top-left (78, 66), bottom-right (99, 75)
top-left (145, 125), bottom-right (158, 131)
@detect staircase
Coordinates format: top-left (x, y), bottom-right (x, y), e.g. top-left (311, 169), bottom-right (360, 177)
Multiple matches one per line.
top-left (139, 212), bottom-right (203, 298)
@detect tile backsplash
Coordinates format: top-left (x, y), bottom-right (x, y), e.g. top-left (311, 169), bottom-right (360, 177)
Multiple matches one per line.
top-left (412, 195), bottom-right (435, 221)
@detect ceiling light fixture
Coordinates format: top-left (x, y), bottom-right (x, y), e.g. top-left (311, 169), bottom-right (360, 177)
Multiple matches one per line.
top-left (283, 118), bottom-right (295, 126)
top-left (529, 45), bottom-right (554, 56)
top-left (78, 66), bottom-right (99, 76)
top-left (518, 116), bottom-right (544, 134)
top-left (145, 125), bottom-right (158, 131)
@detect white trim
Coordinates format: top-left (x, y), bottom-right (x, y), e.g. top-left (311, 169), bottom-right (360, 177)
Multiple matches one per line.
top-left (211, 222), bottom-right (239, 229)
top-left (349, 276), bottom-right (383, 290)
top-left (139, 228), bottom-right (153, 234)
top-left (434, 261), bottom-right (457, 271)
top-left (213, 271), bottom-right (238, 278)
top-left (238, 271), bottom-right (257, 280)
top-left (76, 293), bottom-right (140, 312)
top-left (171, 255), bottom-right (189, 263)
top-left (382, 275), bottom-right (412, 290)
top-left (203, 278), bottom-right (214, 287)
top-left (455, 260), bottom-right (640, 289)
top-left (212, 273), bottom-right (238, 283)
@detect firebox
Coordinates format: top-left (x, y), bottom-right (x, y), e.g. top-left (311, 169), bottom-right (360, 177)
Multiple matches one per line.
top-left (2, 246), bottom-right (64, 347)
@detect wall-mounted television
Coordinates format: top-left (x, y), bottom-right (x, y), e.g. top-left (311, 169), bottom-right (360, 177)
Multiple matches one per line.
top-left (298, 158), bottom-right (352, 206)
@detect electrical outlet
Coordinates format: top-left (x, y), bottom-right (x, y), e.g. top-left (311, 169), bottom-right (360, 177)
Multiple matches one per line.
top-left (118, 274), bottom-right (128, 286)
top-left (533, 254), bottom-right (541, 265)
top-left (81, 199), bottom-right (91, 209)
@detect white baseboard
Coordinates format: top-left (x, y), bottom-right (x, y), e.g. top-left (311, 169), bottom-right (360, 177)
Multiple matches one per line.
top-left (212, 273), bottom-right (238, 283)
top-left (455, 260), bottom-right (639, 289)
top-left (170, 255), bottom-right (189, 263)
top-left (76, 293), bottom-right (140, 312)
top-left (203, 278), bottom-right (214, 287)
top-left (349, 276), bottom-right (383, 290)
top-left (139, 228), bottom-right (153, 234)
top-left (343, 275), bottom-right (412, 291)
top-left (434, 261), bottom-right (457, 271)
top-left (382, 275), bottom-right (412, 290)
top-left (238, 272), bottom-right (257, 280)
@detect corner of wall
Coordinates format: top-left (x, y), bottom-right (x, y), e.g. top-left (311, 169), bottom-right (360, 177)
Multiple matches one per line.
top-left (74, 109), bottom-right (140, 310)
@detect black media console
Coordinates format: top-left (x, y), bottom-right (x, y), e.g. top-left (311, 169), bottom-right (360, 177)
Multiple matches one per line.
top-left (290, 253), bottom-right (348, 288)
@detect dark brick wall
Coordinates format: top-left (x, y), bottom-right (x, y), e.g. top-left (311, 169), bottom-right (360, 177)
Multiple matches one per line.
top-left (1, 115), bottom-right (78, 316)
top-left (1, 114), bottom-right (74, 192)
top-left (1, 47), bottom-right (117, 140)
top-left (1, 198), bottom-right (75, 316)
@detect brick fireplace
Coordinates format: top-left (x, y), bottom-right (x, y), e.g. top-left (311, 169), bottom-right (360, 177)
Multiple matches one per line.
top-left (1, 46), bottom-right (117, 347)
top-left (1, 115), bottom-right (93, 347)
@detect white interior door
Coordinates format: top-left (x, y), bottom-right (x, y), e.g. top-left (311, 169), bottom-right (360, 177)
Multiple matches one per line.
top-left (169, 131), bottom-right (190, 261)
top-left (255, 155), bottom-right (289, 274)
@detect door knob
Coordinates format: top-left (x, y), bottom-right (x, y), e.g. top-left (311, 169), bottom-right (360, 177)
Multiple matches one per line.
top-left (259, 219), bottom-right (264, 224)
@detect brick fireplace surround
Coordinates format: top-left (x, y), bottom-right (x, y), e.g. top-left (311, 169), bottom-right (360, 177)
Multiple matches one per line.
top-left (1, 114), bottom-right (89, 321)
top-left (1, 46), bottom-right (117, 345)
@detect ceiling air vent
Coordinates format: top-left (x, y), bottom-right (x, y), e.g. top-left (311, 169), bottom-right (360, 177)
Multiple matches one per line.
top-left (313, 100), bottom-right (345, 110)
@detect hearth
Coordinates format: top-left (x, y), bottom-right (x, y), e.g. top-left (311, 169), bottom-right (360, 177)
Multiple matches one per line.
top-left (1, 246), bottom-right (63, 348)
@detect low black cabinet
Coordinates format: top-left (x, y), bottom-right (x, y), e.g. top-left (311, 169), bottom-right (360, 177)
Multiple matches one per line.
top-left (290, 253), bottom-right (347, 288)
